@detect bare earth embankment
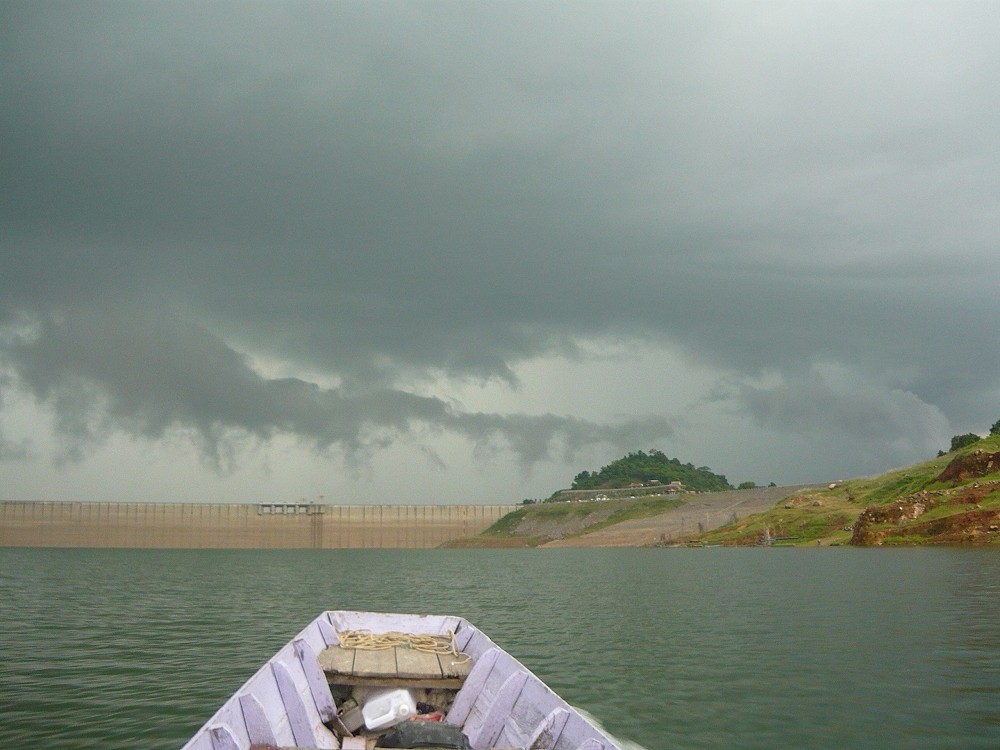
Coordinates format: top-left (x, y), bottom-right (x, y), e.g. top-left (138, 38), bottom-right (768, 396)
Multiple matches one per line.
top-left (455, 485), bottom-right (821, 548)
top-left (543, 485), bottom-right (823, 547)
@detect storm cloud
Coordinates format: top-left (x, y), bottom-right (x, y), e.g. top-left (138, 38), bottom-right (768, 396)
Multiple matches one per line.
top-left (2, 1), bottom-right (999, 503)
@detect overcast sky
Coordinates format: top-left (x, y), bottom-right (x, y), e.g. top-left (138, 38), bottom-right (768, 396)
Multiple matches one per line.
top-left (2, 1), bottom-right (999, 505)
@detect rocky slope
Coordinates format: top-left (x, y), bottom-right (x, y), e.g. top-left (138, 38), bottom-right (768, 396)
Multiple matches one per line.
top-left (699, 439), bottom-right (1000, 546)
top-left (850, 450), bottom-right (1000, 545)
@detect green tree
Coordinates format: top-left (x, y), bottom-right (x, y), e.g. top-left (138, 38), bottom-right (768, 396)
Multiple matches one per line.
top-left (737, 481), bottom-right (756, 490)
top-left (949, 433), bottom-right (981, 452)
top-left (568, 450), bottom-right (732, 492)
top-left (990, 418), bottom-right (1000, 436)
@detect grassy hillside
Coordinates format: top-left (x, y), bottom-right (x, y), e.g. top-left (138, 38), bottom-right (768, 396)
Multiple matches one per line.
top-left (453, 434), bottom-right (1000, 548)
top-left (695, 433), bottom-right (1000, 546)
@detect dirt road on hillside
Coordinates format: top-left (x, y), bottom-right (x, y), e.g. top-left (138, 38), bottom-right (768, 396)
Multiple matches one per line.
top-left (542, 484), bottom-right (824, 547)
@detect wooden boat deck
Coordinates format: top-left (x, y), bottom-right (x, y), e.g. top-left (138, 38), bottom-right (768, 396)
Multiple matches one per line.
top-left (318, 643), bottom-right (473, 689)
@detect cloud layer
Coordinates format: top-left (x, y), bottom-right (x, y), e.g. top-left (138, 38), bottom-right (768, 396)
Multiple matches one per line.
top-left (2, 2), bottom-right (999, 502)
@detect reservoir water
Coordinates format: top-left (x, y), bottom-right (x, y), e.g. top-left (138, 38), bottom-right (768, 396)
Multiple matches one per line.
top-left (1, 547), bottom-right (998, 749)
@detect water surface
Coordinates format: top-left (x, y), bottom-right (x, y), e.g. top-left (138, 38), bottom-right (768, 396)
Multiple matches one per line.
top-left (1, 547), bottom-right (997, 749)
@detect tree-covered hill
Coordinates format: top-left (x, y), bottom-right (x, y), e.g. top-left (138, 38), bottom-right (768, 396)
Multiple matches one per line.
top-left (571, 449), bottom-right (732, 492)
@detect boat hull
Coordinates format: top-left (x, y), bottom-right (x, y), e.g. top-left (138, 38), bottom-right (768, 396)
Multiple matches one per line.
top-left (181, 610), bottom-right (621, 750)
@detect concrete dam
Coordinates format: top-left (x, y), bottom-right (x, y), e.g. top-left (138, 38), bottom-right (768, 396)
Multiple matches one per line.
top-left (0, 501), bottom-right (516, 549)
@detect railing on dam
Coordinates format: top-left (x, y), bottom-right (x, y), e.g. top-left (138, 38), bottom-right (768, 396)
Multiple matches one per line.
top-left (0, 501), bottom-right (517, 549)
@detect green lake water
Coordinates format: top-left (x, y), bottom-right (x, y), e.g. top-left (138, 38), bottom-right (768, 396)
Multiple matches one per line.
top-left (1, 547), bottom-right (998, 749)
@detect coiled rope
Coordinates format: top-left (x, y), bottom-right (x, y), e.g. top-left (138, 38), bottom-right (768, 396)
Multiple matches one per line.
top-left (337, 629), bottom-right (469, 662)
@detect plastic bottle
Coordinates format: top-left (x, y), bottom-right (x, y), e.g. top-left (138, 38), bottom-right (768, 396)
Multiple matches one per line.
top-left (361, 688), bottom-right (417, 730)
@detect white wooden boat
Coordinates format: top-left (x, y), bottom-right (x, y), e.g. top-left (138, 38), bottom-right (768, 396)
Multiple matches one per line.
top-left (181, 610), bottom-right (622, 750)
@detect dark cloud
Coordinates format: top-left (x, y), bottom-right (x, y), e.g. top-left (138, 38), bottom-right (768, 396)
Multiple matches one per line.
top-left (2, 302), bottom-right (670, 470)
top-left (2, 2), bottom-right (999, 498)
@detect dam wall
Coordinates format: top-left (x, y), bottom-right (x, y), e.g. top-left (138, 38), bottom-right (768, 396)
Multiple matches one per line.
top-left (0, 501), bottom-right (516, 549)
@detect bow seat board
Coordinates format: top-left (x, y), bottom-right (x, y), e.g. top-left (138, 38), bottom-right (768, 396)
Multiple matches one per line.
top-left (317, 644), bottom-right (472, 689)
